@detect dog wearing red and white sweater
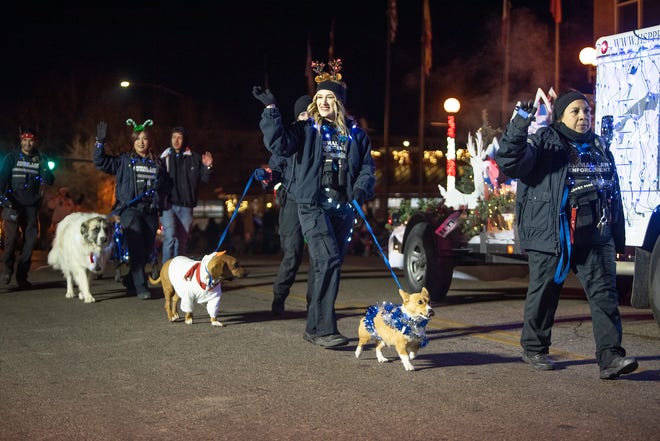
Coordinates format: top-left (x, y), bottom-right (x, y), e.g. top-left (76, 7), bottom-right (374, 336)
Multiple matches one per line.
top-left (149, 251), bottom-right (248, 326)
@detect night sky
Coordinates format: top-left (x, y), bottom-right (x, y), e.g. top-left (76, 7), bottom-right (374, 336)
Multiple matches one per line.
top-left (1, 1), bottom-right (593, 142)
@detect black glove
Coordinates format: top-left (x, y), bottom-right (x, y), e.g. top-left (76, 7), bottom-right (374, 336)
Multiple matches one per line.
top-left (252, 86), bottom-right (276, 107)
top-left (96, 121), bottom-right (107, 143)
top-left (353, 188), bottom-right (367, 205)
top-left (510, 100), bottom-right (537, 131)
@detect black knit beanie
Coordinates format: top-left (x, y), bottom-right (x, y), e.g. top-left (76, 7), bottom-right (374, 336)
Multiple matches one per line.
top-left (316, 80), bottom-right (347, 104)
top-left (552, 91), bottom-right (588, 122)
top-left (293, 95), bottom-right (312, 119)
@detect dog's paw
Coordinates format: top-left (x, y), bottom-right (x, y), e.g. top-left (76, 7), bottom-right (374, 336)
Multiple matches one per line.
top-left (83, 296), bottom-right (96, 304)
top-left (210, 320), bottom-right (224, 327)
top-left (185, 318), bottom-right (193, 325)
top-left (376, 353), bottom-right (389, 363)
top-left (355, 347), bottom-right (363, 359)
top-left (403, 364), bottom-right (416, 372)
top-left (65, 292), bottom-right (75, 299)
top-left (172, 312), bottom-right (179, 320)
top-left (409, 352), bottom-right (417, 360)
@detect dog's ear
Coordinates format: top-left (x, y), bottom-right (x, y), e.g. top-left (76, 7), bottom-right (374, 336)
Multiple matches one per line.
top-left (421, 287), bottom-right (429, 298)
top-left (216, 250), bottom-right (227, 256)
top-left (399, 289), bottom-right (410, 302)
top-left (80, 220), bottom-right (90, 237)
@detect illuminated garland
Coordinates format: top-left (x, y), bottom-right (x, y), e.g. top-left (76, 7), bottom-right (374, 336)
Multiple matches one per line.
top-left (460, 192), bottom-right (516, 238)
top-left (363, 302), bottom-right (429, 348)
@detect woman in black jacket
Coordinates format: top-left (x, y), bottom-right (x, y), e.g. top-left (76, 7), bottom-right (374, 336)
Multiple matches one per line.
top-left (93, 119), bottom-right (170, 299)
top-left (253, 62), bottom-right (375, 348)
top-left (496, 91), bottom-right (637, 380)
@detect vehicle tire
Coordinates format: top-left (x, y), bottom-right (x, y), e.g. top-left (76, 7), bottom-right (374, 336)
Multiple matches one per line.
top-left (403, 222), bottom-right (454, 301)
top-left (649, 236), bottom-right (660, 328)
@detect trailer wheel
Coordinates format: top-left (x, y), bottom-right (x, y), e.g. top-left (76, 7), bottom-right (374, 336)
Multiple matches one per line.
top-left (403, 222), bottom-right (453, 301)
top-left (649, 236), bottom-right (660, 328)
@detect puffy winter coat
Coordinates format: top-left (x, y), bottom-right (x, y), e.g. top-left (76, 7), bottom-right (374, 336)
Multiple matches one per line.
top-left (496, 123), bottom-right (625, 255)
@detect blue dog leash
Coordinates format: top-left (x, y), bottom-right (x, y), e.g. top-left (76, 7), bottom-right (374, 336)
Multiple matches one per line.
top-left (214, 168), bottom-right (267, 252)
top-left (554, 186), bottom-right (572, 284)
top-left (352, 200), bottom-right (403, 290)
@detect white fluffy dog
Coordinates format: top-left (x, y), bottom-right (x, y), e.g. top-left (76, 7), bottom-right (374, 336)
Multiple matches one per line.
top-left (48, 212), bottom-right (113, 303)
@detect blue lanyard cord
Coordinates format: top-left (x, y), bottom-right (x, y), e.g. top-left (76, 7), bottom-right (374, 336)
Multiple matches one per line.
top-left (554, 186), bottom-right (572, 284)
top-left (352, 200), bottom-right (403, 290)
top-left (214, 171), bottom-right (256, 252)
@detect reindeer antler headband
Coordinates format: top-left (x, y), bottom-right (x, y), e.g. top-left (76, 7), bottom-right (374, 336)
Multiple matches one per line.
top-left (125, 118), bottom-right (154, 133)
top-left (311, 58), bottom-right (343, 84)
top-left (311, 58), bottom-right (347, 103)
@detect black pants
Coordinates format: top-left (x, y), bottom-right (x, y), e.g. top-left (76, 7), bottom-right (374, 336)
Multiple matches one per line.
top-left (298, 198), bottom-right (353, 337)
top-left (273, 191), bottom-right (304, 303)
top-left (120, 207), bottom-right (158, 294)
top-left (2, 205), bottom-right (39, 282)
top-left (521, 226), bottom-right (625, 368)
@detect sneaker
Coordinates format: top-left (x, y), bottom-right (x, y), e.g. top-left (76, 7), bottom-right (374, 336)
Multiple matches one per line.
top-left (303, 332), bottom-right (317, 344)
top-left (314, 333), bottom-right (349, 348)
top-left (2, 273), bottom-right (11, 285)
top-left (137, 291), bottom-right (152, 300)
top-left (600, 356), bottom-right (638, 380)
top-left (522, 352), bottom-right (556, 371)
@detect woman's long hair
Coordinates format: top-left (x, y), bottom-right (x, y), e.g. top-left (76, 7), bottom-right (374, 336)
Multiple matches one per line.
top-left (308, 92), bottom-right (349, 136)
top-left (129, 129), bottom-right (157, 161)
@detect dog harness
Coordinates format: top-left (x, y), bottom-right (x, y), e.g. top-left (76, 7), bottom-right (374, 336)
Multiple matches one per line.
top-left (363, 302), bottom-right (429, 348)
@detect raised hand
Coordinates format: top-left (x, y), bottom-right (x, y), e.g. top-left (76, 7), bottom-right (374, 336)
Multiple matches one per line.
top-left (96, 121), bottom-right (107, 143)
top-left (201, 151), bottom-right (213, 168)
top-left (510, 100), bottom-right (537, 131)
top-left (252, 86), bottom-right (276, 107)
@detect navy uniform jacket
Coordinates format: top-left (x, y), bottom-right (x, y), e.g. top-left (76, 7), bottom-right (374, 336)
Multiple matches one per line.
top-left (93, 146), bottom-right (170, 212)
top-left (0, 148), bottom-right (55, 207)
top-left (496, 123), bottom-right (625, 255)
top-left (258, 106), bottom-right (375, 205)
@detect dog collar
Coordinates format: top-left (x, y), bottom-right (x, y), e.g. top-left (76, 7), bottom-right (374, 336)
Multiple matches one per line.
top-left (364, 302), bottom-right (429, 347)
top-left (183, 261), bottom-right (217, 291)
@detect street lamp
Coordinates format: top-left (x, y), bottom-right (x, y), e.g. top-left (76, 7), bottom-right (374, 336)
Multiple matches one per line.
top-left (579, 46), bottom-right (597, 90)
top-left (443, 98), bottom-right (461, 194)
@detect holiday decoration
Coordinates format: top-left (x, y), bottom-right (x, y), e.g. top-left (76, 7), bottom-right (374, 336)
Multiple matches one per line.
top-left (311, 58), bottom-right (343, 83)
top-left (125, 118), bottom-right (154, 133)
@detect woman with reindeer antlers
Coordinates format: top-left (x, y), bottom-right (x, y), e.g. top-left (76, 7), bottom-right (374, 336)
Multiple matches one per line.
top-left (253, 59), bottom-right (376, 348)
top-left (93, 119), bottom-right (171, 299)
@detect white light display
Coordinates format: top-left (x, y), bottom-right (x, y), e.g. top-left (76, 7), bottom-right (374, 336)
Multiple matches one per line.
top-left (595, 25), bottom-right (660, 246)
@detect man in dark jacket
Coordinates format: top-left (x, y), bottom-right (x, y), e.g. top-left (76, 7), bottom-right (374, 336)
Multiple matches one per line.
top-left (159, 127), bottom-right (213, 262)
top-left (0, 128), bottom-right (55, 289)
top-left (269, 95), bottom-right (311, 315)
top-left (496, 91), bottom-right (637, 380)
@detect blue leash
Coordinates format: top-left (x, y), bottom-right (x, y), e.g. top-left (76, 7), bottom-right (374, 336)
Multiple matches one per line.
top-left (554, 186), bottom-right (572, 284)
top-left (352, 200), bottom-right (403, 290)
top-left (108, 189), bottom-right (154, 217)
top-left (214, 169), bottom-right (263, 252)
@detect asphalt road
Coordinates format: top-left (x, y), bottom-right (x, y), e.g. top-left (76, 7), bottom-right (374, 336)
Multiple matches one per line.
top-left (1, 252), bottom-right (658, 441)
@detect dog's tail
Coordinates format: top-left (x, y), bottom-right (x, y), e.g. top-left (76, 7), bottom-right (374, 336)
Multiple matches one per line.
top-left (148, 274), bottom-right (161, 286)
